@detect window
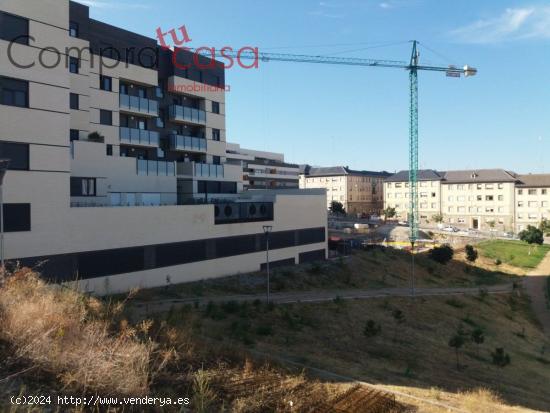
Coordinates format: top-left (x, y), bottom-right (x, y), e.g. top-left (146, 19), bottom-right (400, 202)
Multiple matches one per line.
top-left (71, 177), bottom-right (96, 196)
top-left (498, 195), bottom-right (504, 201)
top-left (528, 201), bottom-right (538, 207)
top-left (212, 101), bottom-right (220, 114)
top-left (518, 201), bottom-right (524, 207)
top-left (0, 76), bottom-right (28, 108)
top-left (69, 57), bottom-right (79, 74)
top-left (485, 184), bottom-right (493, 189)
top-left (477, 195), bottom-right (482, 201)
top-left (100, 75), bottom-right (112, 92)
top-left (528, 189), bottom-right (537, 195)
top-left (541, 189), bottom-right (547, 195)
top-left (518, 189), bottom-right (523, 195)
top-left (106, 144), bottom-right (113, 156)
top-left (3, 203), bottom-right (31, 232)
top-left (0, 141), bottom-right (29, 170)
top-left (486, 195), bottom-right (494, 201)
top-left (213, 156), bottom-right (221, 165)
top-left (69, 21), bottom-right (79, 38)
top-left (212, 128), bottom-right (221, 141)
top-left (0, 12), bottom-right (29, 45)
top-left (70, 129), bottom-right (79, 141)
top-left (70, 93), bottom-right (79, 110)
top-left (137, 87), bottom-right (147, 98)
top-left (119, 83), bottom-right (128, 95)
top-left (498, 184), bottom-right (503, 189)
top-left (99, 109), bottom-right (112, 125)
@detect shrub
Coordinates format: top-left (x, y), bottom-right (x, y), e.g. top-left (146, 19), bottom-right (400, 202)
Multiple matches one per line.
top-left (519, 225), bottom-right (544, 245)
top-left (494, 258), bottom-right (502, 266)
top-left (307, 262), bottom-right (323, 275)
top-left (363, 320), bottom-right (382, 338)
top-left (255, 324), bottom-right (273, 336)
top-left (445, 298), bottom-right (466, 309)
top-left (465, 245), bottom-right (478, 262)
top-left (221, 300), bottom-right (240, 314)
top-left (491, 347), bottom-right (511, 367)
top-left (429, 245), bottom-right (454, 264)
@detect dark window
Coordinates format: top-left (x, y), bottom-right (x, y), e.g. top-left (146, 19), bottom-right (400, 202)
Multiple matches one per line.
top-left (261, 230), bottom-right (295, 250)
top-left (3, 203), bottom-right (31, 232)
top-left (156, 240), bottom-right (207, 267)
top-left (137, 87), bottom-right (147, 98)
top-left (70, 93), bottom-right (79, 110)
top-left (212, 128), bottom-right (221, 141)
top-left (0, 12), bottom-right (29, 45)
top-left (100, 75), bottom-right (112, 92)
top-left (297, 227), bottom-right (326, 245)
top-left (299, 249), bottom-right (326, 264)
top-left (220, 182), bottom-right (237, 194)
top-left (69, 57), bottom-right (79, 74)
top-left (212, 101), bottom-right (220, 114)
top-left (119, 83), bottom-right (128, 95)
top-left (70, 129), bottom-right (79, 141)
top-left (0, 141), bottom-right (29, 170)
top-left (213, 155), bottom-right (221, 165)
top-left (215, 235), bottom-right (257, 258)
top-left (99, 109), bottom-right (112, 125)
top-left (0, 76), bottom-right (28, 108)
top-left (69, 21), bottom-right (79, 38)
top-left (198, 71), bottom-right (203, 83)
top-left (70, 177), bottom-right (96, 196)
top-left (106, 144), bottom-right (113, 156)
top-left (78, 247), bottom-right (145, 278)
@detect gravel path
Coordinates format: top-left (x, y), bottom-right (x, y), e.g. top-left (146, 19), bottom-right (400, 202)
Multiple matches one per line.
top-left (525, 251), bottom-right (550, 336)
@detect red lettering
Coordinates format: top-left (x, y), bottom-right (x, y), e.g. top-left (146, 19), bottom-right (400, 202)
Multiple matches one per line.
top-left (172, 47), bottom-right (191, 70)
top-left (193, 47), bottom-right (216, 69)
top-left (237, 47), bottom-right (259, 69)
top-left (220, 46), bottom-right (235, 69)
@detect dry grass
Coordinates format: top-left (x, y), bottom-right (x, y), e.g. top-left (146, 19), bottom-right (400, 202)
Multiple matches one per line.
top-left (0, 268), bottom-right (156, 395)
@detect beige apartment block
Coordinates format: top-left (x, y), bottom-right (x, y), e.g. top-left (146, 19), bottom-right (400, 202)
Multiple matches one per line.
top-left (300, 166), bottom-right (390, 215)
top-left (515, 174), bottom-right (550, 232)
top-left (384, 169), bottom-right (521, 232)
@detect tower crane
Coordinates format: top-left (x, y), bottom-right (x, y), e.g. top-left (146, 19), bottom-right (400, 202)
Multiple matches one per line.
top-left (195, 41), bottom-right (477, 243)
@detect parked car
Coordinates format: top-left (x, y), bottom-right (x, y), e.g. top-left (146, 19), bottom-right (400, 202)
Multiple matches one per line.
top-left (442, 226), bottom-right (459, 232)
top-left (398, 220), bottom-right (408, 226)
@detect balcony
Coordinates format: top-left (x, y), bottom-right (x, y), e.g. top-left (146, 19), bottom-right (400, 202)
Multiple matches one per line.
top-left (119, 94), bottom-right (159, 117)
top-left (137, 159), bottom-right (175, 176)
top-left (169, 134), bottom-right (207, 153)
top-left (169, 105), bottom-right (206, 125)
top-left (120, 127), bottom-right (160, 147)
top-left (177, 162), bottom-right (224, 178)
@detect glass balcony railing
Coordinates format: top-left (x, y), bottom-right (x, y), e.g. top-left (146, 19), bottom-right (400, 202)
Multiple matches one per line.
top-left (169, 134), bottom-right (207, 152)
top-left (168, 105), bottom-right (206, 125)
top-left (119, 94), bottom-right (159, 116)
top-left (194, 162), bottom-right (224, 178)
top-left (137, 159), bottom-right (175, 176)
top-left (120, 127), bottom-right (160, 147)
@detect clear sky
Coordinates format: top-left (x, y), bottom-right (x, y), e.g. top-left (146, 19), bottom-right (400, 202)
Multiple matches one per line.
top-left (79, 0), bottom-right (550, 174)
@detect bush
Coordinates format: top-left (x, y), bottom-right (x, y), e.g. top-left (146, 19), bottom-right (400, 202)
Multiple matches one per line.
top-left (494, 258), bottom-right (502, 266)
top-left (519, 225), bottom-right (544, 245)
top-left (491, 347), bottom-right (511, 367)
top-left (429, 245), bottom-right (454, 264)
top-left (465, 245), bottom-right (478, 262)
top-left (363, 320), bottom-right (382, 338)
top-left (307, 262), bottom-right (323, 275)
top-left (255, 324), bottom-right (273, 336)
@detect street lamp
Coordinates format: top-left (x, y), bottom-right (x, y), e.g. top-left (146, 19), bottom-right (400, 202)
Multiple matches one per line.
top-left (0, 159), bottom-right (10, 275)
top-left (262, 225), bottom-right (273, 303)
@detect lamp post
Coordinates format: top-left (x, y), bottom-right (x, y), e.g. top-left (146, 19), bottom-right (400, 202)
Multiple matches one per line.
top-left (0, 159), bottom-right (10, 275)
top-left (262, 225), bottom-right (273, 304)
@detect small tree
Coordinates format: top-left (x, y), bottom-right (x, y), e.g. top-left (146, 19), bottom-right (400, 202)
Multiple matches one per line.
top-left (465, 245), bottom-right (478, 263)
top-left (539, 219), bottom-right (550, 236)
top-left (383, 207), bottom-right (396, 222)
top-left (449, 332), bottom-right (466, 370)
top-left (330, 200), bottom-right (346, 215)
top-left (491, 347), bottom-right (511, 367)
top-left (363, 320), bottom-right (382, 338)
top-left (433, 213), bottom-right (444, 224)
top-left (519, 225), bottom-right (544, 249)
top-left (471, 327), bottom-right (484, 356)
top-left (88, 131), bottom-right (105, 142)
top-left (429, 245), bottom-right (454, 264)
top-left (392, 309), bottom-right (405, 341)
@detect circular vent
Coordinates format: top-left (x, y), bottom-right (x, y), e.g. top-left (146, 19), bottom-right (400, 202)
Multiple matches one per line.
top-left (249, 204), bottom-right (257, 216)
top-left (224, 205), bottom-right (233, 217)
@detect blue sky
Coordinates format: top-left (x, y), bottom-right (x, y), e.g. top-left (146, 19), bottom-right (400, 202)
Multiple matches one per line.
top-left (80, 0), bottom-right (550, 174)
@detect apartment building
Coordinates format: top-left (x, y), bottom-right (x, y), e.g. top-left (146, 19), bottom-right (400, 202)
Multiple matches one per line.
top-left (515, 174), bottom-right (550, 232)
top-left (300, 166), bottom-right (390, 215)
top-left (385, 169), bottom-right (523, 232)
top-left (0, 0), bottom-right (327, 294)
top-left (225, 143), bottom-right (300, 190)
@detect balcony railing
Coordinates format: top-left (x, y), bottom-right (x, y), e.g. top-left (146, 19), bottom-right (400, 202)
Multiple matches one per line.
top-left (119, 94), bottom-right (159, 116)
top-left (169, 134), bottom-right (207, 152)
top-left (169, 105), bottom-right (206, 125)
top-left (137, 159), bottom-right (175, 176)
top-left (177, 162), bottom-right (224, 178)
top-left (120, 127), bottom-right (160, 147)
top-left (195, 162), bottom-right (224, 178)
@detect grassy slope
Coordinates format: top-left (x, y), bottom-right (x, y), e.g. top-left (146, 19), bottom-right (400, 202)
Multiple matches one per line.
top-left (190, 292), bottom-right (550, 412)
top-left (477, 240), bottom-right (550, 269)
top-left (131, 247), bottom-right (517, 302)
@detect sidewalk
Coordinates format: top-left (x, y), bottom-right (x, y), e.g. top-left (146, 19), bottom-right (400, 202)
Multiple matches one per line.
top-left (525, 252), bottom-right (550, 336)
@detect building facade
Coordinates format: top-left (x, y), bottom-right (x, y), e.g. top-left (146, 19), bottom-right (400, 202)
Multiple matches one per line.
top-left (225, 143), bottom-right (300, 190)
top-left (384, 169), bottom-right (550, 233)
top-left (0, 0), bottom-right (327, 294)
top-left (300, 166), bottom-right (390, 215)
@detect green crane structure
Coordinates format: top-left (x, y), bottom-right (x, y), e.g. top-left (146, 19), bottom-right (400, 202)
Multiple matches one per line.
top-left (197, 41), bottom-right (477, 242)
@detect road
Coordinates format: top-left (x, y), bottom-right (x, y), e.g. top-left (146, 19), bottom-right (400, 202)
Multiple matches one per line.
top-left (525, 251), bottom-right (550, 337)
top-left (131, 284), bottom-right (514, 317)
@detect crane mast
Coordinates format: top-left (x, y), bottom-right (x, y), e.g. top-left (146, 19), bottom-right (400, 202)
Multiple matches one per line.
top-left (193, 42), bottom-right (476, 245)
